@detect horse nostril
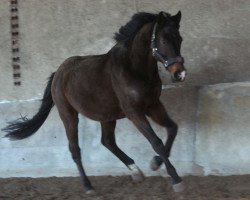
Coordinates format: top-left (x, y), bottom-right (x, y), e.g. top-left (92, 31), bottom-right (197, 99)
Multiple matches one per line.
top-left (174, 72), bottom-right (181, 80)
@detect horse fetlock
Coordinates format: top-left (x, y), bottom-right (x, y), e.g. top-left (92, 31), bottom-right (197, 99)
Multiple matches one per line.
top-left (150, 156), bottom-right (163, 171)
top-left (128, 164), bottom-right (144, 182)
top-left (150, 159), bottom-right (160, 171)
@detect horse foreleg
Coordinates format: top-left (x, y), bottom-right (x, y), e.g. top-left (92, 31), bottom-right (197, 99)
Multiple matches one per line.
top-left (146, 101), bottom-right (178, 171)
top-left (127, 112), bottom-right (184, 192)
top-left (101, 121), bottom-right (144, 182)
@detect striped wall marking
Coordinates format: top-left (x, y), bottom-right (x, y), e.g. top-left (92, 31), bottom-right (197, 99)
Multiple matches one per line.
top-left (10, 0), bottom-right (21, 86)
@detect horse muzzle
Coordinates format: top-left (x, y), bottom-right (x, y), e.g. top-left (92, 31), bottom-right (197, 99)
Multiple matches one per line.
top-left (171, 70), bottom-right (187, 83)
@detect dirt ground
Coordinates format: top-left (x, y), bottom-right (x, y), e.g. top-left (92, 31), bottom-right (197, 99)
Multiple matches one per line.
top-left (0, 175), bottom-right (250, 200)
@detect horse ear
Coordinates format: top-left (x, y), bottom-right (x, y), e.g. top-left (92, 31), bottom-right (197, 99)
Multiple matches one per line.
top-left (171, 11), bottom-right (182, 25)
top-left (157, 11), bottom-right (168, 27)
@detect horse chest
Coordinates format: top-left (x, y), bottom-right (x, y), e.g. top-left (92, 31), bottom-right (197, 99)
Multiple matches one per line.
top-left (124, 83), bottom-right (161, 106)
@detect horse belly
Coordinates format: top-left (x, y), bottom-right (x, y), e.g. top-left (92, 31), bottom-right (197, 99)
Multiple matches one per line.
top-left (67, 90), bottom-right (124, 122)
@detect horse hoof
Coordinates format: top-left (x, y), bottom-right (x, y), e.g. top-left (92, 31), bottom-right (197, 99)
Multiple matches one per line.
top-left (150, 157), bottom-right (161, 171)
top-left (173, 182), bottom-right (185, 193)
top-left (85, 189), bottom-right (96, 195)
top-left (131, 170), bottom-right (145, 182)
top-left (128, 164), bottom-right (145, 182)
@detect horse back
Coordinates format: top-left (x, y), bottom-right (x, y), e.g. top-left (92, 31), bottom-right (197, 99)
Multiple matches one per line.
top-left (52, 54), bottom-right (124, 121)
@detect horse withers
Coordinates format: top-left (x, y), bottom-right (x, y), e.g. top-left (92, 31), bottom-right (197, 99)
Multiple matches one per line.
top-left (3, 11), bottom-right (187, 193)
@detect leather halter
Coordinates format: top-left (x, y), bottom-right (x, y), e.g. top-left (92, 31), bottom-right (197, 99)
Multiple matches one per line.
top-left (150, 23), bottom-right (184, 68)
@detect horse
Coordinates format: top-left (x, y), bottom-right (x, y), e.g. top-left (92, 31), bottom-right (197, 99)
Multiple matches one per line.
top-left (3, 11), bottom-right (187, 194)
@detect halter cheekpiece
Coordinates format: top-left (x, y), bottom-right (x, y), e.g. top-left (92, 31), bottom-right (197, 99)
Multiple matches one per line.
top-left (150, 23), bottom-right (184, 68)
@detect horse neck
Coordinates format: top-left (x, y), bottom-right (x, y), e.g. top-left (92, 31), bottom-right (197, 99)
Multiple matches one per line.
top-left (129, 23), bottom-right (158, 80)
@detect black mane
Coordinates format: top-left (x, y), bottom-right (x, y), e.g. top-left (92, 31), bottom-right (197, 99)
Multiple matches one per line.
top-left (114, 12), bottom-right (158, 46)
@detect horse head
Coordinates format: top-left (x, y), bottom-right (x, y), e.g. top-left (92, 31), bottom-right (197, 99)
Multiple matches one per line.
top-left (152, 11), bottom-right (187, 82)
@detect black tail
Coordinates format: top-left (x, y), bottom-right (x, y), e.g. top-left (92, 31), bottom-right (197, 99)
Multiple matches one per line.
top-left (2, 73), bottom-right (55, 140)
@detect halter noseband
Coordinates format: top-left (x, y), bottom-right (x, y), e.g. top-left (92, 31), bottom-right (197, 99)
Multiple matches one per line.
top-left (150, 23), bottom-right (184, 68)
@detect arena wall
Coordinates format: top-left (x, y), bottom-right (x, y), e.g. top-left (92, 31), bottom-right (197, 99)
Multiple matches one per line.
top-left (0, 0), bottom-right (249, 177)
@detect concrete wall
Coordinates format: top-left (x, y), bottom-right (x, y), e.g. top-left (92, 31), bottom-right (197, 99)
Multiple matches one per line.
top-left (196, 83), bottom-right (250, 175)
top-left (0, 0), bottom-right (249, 177)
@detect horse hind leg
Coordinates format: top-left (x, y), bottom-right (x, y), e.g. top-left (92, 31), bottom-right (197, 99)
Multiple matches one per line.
top-left (101, 121), bottom-right (144, 182)
top-left (57, 102), bottom-right (94, 194)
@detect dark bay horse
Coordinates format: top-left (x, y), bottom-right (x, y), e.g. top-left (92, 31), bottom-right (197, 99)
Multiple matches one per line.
top-left (3, 11), bottom-right (187, 193)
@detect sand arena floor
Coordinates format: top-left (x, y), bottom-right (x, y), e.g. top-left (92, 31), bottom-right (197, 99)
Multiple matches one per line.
top-left (0, 175), bottom-right (250, 200)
